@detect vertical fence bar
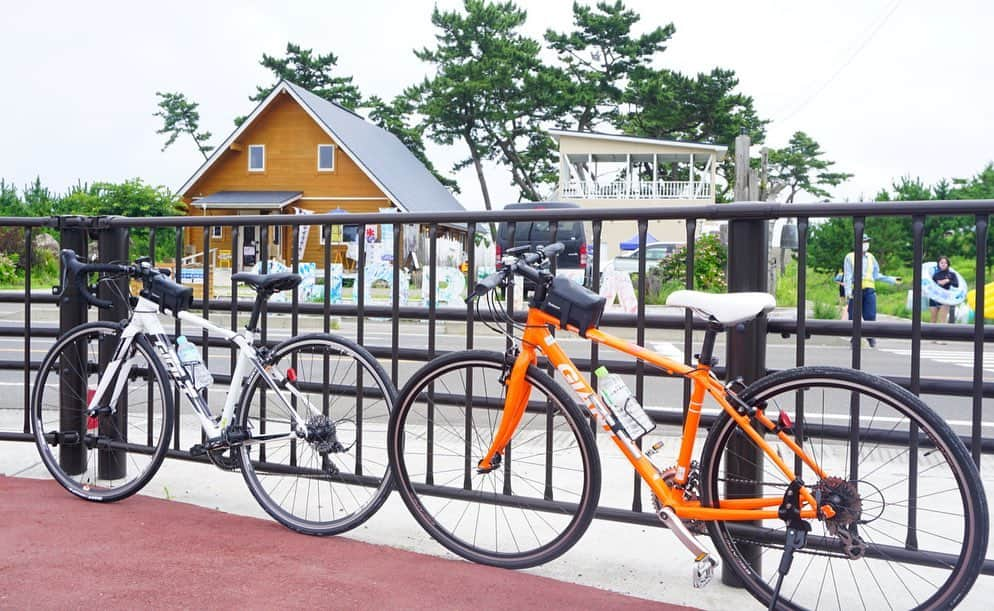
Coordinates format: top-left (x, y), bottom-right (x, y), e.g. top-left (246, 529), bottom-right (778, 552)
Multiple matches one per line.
top-left (391, 222), bottom-right (401, 385)
top-left (461, 221), bottom-right (476, 490)
top-left (848, 218), bottom-right (865, 484)
top-left (323, 225), bottom-right (331, 334)
top-left (590, 219), bottom-right (603, 436)
top-left (682, 219), bottom-right (696, 418)
top-left (907, 215), bottom-right (925, 549)
top-left (972, 213), bottom-right (988, 467)
top-left (356, 224), bottom-right (366, 347)
top-left (723, 214), bottom-right (769, 585)
top-left (793, 217), bottom-right (809, 476)
top-left (173, 227), bottom-right (183, 451)
top-left (424, 223), bottom-right (439, 486)
top-left (201, 219), bottom-right (211, 408)
top-left (632, 218), bottom-right (648, 512)
top-left (851, 218), bottom-right (866, 359)
top-left (22, 227), bottom-right (32, 433)
top-left (229, 226), bottom-right (240, 371)
top-left (291, 225), bottom-right (300, 338)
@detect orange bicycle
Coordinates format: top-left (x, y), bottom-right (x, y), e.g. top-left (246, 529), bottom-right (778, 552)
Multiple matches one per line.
top-left (387, 244), bottom-right (987, 609)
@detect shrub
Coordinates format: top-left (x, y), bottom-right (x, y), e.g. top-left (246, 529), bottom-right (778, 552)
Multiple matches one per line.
top-left (653, 233), bottom-right (728, 293)
top-left (0, 253), bottom-right (19, 285)
top-left (813, 301), bottom-right (838, 320)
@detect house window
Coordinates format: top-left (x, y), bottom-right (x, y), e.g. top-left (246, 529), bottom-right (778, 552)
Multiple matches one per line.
top-left (318, 144), bottom-right (335, 172)
top-left (211, 225), bottom-right (222, 240)
top-left (319, 223), bottom-right (358, 245)
top-left (248, 145), bottom-right (265, 172)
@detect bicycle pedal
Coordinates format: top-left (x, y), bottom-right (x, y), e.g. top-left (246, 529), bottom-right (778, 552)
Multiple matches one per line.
top-left (692, 554), bottom-right (718, 589)
top-left (188, 443), bottom-right (207, 457)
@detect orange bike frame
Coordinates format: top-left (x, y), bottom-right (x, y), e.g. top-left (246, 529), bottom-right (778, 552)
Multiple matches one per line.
top-left (476, 307), bottom-right (833, 522)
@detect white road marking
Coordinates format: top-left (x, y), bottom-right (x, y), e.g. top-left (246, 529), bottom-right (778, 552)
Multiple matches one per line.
top-left (879, 348), bottom-right (993, 374)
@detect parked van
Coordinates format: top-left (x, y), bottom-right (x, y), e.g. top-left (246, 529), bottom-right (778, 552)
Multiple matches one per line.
top-left (496, 201), bottom-right (591, 289)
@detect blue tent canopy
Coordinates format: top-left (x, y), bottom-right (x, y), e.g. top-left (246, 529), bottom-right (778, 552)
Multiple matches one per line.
top-left (619, 233), bottom-right (658, 251)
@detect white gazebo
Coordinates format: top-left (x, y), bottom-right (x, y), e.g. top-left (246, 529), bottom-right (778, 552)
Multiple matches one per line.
top-left (550, 129), bottom-right (727, 261)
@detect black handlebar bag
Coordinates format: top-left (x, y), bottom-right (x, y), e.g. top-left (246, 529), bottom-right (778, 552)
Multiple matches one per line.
top-left (540, 276), bottom-right (606, 337)
top-left (144, 274), bottom-right (194, 314)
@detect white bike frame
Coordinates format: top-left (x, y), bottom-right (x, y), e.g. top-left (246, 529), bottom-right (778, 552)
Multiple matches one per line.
top-left (86, 296), bottom-right (315, 442)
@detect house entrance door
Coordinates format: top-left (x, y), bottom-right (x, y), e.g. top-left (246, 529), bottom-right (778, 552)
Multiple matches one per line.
top-left (236, 211), bottom-right (281, 269)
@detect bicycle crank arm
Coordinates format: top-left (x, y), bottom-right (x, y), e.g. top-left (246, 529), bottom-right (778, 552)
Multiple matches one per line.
top-left (656, 505), bottom-right (720, 588)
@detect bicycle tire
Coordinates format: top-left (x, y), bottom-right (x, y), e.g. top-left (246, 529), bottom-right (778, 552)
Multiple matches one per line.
top-left (699, 366), bottom-right (988, 610)
top-left (31, 321), bottom-right (174, 502)
top-left (236, 333), bottom-right (395, 535)
top-left (388, 350), bottom-right (601, 569)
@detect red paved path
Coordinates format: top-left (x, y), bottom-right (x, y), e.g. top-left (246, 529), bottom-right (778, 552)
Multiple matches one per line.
top-left (0, 476), bottom-right (694, 610)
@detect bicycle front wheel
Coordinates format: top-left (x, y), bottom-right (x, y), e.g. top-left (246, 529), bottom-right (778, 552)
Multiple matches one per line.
top-left (388, 350), bottom-right (601, 569)
top-left (236, 333), bottom-right (395, 535)
top-left (31, 322), bottom-right (173, 502)
top-left (700, 366), bottom-right (988, 610)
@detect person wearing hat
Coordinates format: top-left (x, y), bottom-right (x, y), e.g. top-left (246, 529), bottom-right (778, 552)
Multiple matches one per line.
top-left (842, 235), bottom-right (900, 347)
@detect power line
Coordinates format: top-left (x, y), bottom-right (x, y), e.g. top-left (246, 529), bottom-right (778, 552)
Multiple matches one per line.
top-left (774, 0), bottom-right (903, 124)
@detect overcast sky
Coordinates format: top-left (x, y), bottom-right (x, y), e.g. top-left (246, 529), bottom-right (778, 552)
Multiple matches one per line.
top-left (1, 0), bottom-right (991, 209)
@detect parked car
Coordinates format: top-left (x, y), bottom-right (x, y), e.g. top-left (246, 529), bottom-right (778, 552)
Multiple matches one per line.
top-left (610, 242), bottom-right (683, 273)
top-left (496, 201), bottom-right (591, 290)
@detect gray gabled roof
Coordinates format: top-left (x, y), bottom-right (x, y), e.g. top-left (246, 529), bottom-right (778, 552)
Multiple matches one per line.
top-left (179, 81), bottom-right (463, 215)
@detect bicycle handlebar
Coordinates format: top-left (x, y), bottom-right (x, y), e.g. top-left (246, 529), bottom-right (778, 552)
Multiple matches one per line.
top-left (467, 242), bottom-right (564, 302)
top-left (60, 250), bottom-right (131, 309)
top-left (59, 249), bottom-right (179, 311)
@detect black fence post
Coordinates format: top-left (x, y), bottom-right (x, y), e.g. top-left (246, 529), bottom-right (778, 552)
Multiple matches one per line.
top-left (96, 219), bottom-right (130, 479)
top-left (722, 216), bottom-right (770, 586)
top-left (57, 217), bottom-right (89, 475)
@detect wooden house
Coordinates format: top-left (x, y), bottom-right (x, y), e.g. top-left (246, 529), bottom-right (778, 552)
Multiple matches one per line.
top-left (177, 80), bottom-right (463, 272)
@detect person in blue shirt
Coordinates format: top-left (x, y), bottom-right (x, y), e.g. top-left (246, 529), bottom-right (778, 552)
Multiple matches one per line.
top-left (842, 236), bottom-right (900, 347)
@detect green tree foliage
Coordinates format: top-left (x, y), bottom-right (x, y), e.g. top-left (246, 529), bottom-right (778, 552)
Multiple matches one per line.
top-left (616, 67), bottom-right (767, 201)
top-left (237, 42), bottom-right (363, 126)
top-left (154, 92), bottom-right (214, 160)
top-left (0, 180), bottom-right (30, 217)
top-left (765, 131), bottom-right (852, 202)
top-left (807, 217), bottom-right (852, 274)
top-left (414, 0), bottom-right (560, 206)
top-left (944, 164), bottom-right (993, 265)
top-left (545, 1), bottom-right (674, 132)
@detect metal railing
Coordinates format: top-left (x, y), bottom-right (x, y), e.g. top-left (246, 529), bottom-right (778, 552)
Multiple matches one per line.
top-left (0, 201), bottom-right (990, 573)
top-left (560, 179), bottom-right (713, 200)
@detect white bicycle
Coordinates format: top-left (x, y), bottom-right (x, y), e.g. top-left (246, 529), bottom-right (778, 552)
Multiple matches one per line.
top-left (31, 249), bottom-right (395, 535)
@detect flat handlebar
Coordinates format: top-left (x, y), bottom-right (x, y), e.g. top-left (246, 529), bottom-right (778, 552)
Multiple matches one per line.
top-left (467, 242), bottom-right (565, 302)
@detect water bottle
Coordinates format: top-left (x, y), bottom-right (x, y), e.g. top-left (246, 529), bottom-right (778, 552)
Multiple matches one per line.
top-left (176, 335), bottom-right (213, 390)
top-left (595, 366), bottom-right (655, 440)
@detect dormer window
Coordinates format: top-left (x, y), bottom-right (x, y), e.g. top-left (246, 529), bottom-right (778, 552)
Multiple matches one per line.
top-left (248, 145), bottom-right (265, 172)
top-left (318, 144), bottom-right (335, 172)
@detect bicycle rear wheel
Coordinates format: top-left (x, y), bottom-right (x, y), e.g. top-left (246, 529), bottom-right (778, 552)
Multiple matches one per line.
top-left (388, 350), bottom-right (601, 569)
top-left (699, 366), bottom-right (987, 610)
top-left (31, 322), bottom-right (173, 502)
top-left (236, 334), bottom-right (395, 535)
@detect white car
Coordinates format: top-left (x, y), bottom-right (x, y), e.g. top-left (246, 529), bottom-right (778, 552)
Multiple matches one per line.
top-left (610, 242), bottom-right (683, 273)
